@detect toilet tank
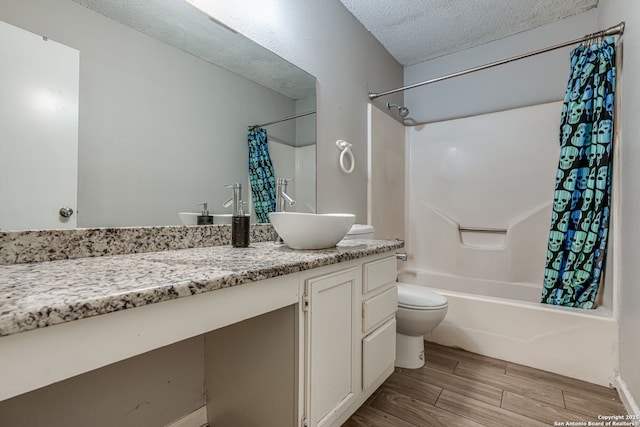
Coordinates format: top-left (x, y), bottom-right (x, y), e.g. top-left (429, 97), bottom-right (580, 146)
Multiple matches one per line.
top-left (344, 224), bottom-right (375, 240)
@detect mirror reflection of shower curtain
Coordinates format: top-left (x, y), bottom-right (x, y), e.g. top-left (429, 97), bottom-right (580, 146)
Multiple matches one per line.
top-left (541, 37), bottom-right (617, 309)
top-left (248, 128), bottom-right (276, 223)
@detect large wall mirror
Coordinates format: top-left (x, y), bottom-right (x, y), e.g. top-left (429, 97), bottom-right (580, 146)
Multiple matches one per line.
top-left (0, 0), bottom-right (316, 230)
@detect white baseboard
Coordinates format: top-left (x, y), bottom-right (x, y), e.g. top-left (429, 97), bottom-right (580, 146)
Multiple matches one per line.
top-left (164, 406), bottom-right (208, 427)
top-left (615, 375), bottom-right (640, 416)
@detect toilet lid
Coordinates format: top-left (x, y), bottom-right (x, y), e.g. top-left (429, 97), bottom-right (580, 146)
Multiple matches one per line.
top-left (397, 283), bottom-right (448, 310)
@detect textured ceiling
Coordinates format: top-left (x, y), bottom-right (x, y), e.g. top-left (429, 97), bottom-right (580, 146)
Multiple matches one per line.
top-left (71, 0), bottom-right (316, 100)
top-left (339, 0), bottom-right (599, 66)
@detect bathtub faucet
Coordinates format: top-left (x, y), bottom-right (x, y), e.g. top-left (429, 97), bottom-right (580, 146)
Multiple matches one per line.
top-left (396, 253), bottom-right (408, 261)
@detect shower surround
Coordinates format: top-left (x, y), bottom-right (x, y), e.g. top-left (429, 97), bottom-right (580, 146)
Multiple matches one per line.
top-left (402, 102), bottom-right (617, 385)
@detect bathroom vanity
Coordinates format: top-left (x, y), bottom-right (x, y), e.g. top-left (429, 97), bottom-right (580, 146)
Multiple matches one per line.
top-left (0, 233), bottom-right (402, 426)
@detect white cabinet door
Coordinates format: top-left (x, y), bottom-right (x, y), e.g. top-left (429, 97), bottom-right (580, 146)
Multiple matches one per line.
top-left (362, 318), bottom-right (396, 390)
top-left (305, 267), bottom-right (358, 427)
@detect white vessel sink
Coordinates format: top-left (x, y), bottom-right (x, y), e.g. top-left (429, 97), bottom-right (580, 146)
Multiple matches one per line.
top-left (269, 212), bottom-right (356, 250)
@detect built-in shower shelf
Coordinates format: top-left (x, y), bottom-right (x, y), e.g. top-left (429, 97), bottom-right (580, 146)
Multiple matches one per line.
top-left (458, 227), bottom-right (507, 249)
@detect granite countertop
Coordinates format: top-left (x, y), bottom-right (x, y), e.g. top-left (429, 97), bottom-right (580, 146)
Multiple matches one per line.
top-left (0, 239), bottom-right (403, 337)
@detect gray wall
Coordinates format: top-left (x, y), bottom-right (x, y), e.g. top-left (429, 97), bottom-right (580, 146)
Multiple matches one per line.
top-left (205, 306), bottom-right (296, 426)
top-left (599, 0), bottom-right (640, 410)
top-left (188, 0), bottom-right (404, 222)
top-left (0, 337), bottom-right (205, 427)
top-left (1, 0), bottom-right (298, 227)
top-left (404, 10), bottom-right (597, 123)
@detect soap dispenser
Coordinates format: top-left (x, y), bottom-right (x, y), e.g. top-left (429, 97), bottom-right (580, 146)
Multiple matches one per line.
top-left (225, 183), bottom-right (250, 247)
top-left (197, 202), bottom-right (214, 225)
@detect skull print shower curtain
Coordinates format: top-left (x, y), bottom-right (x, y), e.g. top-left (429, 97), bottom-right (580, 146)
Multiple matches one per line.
top-left (248, 128), bottom-right (277, 223)
top-left (541, 37), bottom-right (616, 309)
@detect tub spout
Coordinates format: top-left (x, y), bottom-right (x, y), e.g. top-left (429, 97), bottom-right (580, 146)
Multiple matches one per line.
top-left (396, 253), bottom-right (408, 261)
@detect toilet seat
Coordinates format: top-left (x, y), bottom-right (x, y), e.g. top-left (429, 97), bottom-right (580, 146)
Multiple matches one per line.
top-left (397, 282), bottom-right (448, 310)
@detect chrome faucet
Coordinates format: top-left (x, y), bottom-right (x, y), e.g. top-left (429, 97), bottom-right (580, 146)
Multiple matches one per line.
top-left (223, 183), bottom-right (242, 211)
top-left (274, 178), bottom-right (296, 244)
top-left (276, 178), bottom-right (296, 212)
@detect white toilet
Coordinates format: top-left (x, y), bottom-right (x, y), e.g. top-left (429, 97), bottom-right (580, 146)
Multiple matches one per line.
top-left (344, 225), bottom-right (448, 369)
top-left (395, 282), bottom-right (448, 369)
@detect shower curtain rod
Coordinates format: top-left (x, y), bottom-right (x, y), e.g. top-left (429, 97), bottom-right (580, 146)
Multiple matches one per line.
top-left (368, 21), bottom-right (625, 100)
top-left (248, 110), bottom-right (316, 131)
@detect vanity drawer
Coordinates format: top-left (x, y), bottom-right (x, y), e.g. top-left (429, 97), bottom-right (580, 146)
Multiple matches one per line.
top-left (362, 318), bottom-right (396, 390)
top-left (363, 285), bottom-right (397, 334)
top-left (363, 256), bottom-right (397, 294)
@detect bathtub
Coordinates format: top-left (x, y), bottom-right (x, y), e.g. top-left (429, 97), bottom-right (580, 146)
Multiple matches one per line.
top-left (398, 269), bottom-right (617, 386)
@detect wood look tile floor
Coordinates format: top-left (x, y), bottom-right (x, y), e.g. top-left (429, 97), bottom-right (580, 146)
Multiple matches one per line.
top-left (343, 341), bottom-right (628, 427)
